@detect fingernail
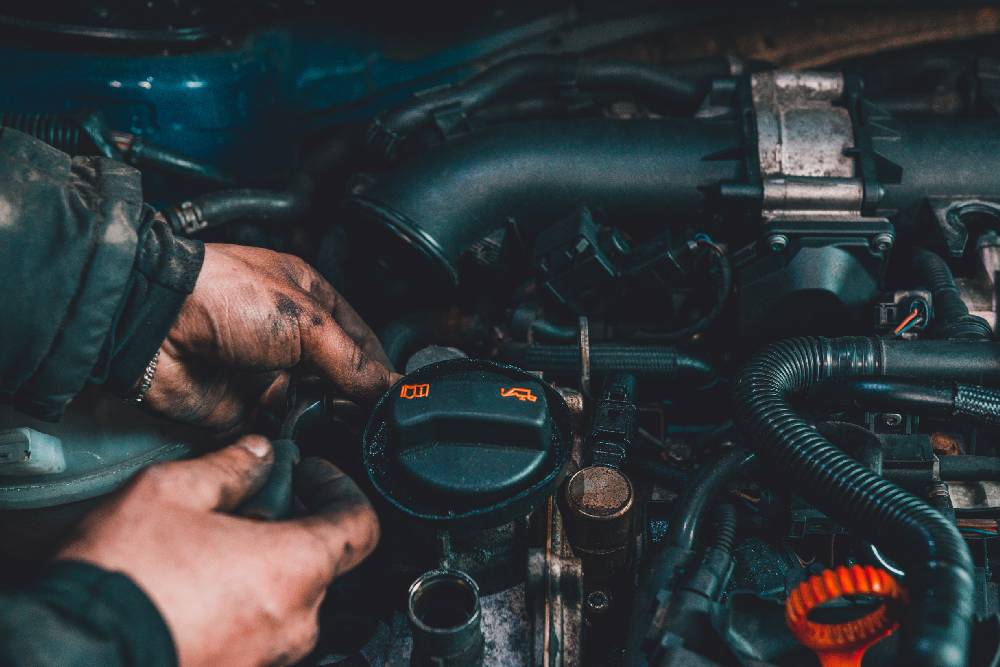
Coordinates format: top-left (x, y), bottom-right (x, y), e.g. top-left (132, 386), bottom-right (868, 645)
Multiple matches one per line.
top-left (240, 437), bottom-right (271, 459)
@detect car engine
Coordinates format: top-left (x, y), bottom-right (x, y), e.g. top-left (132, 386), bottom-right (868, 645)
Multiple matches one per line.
top-left (8, 3), bottom-right (1000, 666)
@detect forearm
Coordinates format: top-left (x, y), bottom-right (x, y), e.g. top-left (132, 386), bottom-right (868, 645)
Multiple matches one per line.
top-left (0, 127), bottom-right (203, 419)
top-left (0, 561), bottom-right (175, 667)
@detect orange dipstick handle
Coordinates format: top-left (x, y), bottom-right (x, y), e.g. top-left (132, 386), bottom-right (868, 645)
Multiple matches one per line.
top-left (785, 565), bottom-right (907, 667)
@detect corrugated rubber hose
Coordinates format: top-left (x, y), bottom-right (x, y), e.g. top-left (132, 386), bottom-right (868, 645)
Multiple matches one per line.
top-left (734, 337), bottom-right (975, 667)
top-left (912, 248), bottom-right (992, 340)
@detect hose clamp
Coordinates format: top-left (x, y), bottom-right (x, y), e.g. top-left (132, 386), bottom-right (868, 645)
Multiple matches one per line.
top-left (173, 200), bottom-right (207, 235)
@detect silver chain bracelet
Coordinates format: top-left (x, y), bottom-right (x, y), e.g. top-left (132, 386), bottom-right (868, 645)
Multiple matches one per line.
top-left (133, 350), bottom-right (160, 405)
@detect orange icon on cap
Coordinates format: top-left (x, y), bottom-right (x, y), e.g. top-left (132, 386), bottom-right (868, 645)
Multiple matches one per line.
top-left (500, 387), bottom-right (538, 402)
top-left (400, 384), bottom-right (430, 400)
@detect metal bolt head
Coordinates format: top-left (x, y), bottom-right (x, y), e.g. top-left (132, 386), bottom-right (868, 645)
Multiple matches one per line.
top-left (767, 234), bottom-right (789, 253)
top-left (872, 233), bottom-right (895, 252)
top-left (586, 590), bottom-right (610, 614)
top-left (881, 413), bottom-right (903, 427)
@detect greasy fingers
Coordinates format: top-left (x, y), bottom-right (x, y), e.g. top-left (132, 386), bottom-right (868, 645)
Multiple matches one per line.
top-left (299, 313), bottom-right (395, 402)
top-left (154, 244), bottom-right (397, 434)
top-left (56, 442), bottom-right (377, 667)
top-left (290, 267), bottom-right (393, 369)
top-left (143, 436), bottom-right (274, 511)
top-left (292, 458), bottom-right (380, 577)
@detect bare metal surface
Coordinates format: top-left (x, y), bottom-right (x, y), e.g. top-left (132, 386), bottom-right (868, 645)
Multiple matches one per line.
top-left (566, 466), bottom-right (633, 519)
top-left (564, 467), bottom-right (636, 584)
top-left (752, 71), bottom-right (851, 179)
top-left (979, 232), bottom-right (1000, 288)
top-left (556, 387), bottom-right (585, 425)
top-left (578, 316), bottom-right (591, 399)
top-left (751, 70), bottom-right (867, 223)
top-left (949, 481), bottom-right (1000, 510)
top-left (370, 585), bottom-right (531, 667)
top-left (529, 499), bottom-right (583, 667)
top-left (956, 232), bottom-right (1000, 331)
top-left (761, 177), bottom-right (864, 216)
top-left (359, 503), bottom-right (581, 665)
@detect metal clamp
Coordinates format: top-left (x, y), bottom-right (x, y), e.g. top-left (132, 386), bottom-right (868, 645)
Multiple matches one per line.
top-left (578, 316), bottom-right (591, 397)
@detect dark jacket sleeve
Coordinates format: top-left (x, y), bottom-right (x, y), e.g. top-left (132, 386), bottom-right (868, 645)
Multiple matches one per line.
top-left (0, 127), bottom-right (204, 419)
top-left (0, 561), bottom-right (176, 667)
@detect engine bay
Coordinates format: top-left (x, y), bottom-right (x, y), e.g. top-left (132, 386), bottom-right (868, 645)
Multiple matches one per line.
top-left (8, 3), bottom-right (1000, 665)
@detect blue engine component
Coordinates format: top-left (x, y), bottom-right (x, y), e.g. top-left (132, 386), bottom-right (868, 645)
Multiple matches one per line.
top-left (0, 9), bottom-right (585, 199)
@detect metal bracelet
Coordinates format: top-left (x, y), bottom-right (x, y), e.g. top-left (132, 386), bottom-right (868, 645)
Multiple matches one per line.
top-left (133, 350), bottom-right (160, 405)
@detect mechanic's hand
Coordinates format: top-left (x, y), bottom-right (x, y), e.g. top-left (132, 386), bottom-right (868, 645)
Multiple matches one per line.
top-left (58, 436), bottom-right (378, 667)
top-left (146, 244), bottom-right (400, 433)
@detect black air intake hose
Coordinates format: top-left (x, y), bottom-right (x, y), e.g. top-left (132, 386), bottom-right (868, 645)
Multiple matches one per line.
top-left (368, 54), bottom-right (704, 160)
top-left (913, 249), bottom-right (992, 340)
top-left (734, 337), bottom-right (976, 667)
top-left (346, 118), bottom-right (743, 287)
top-left (499, 343), bottom-right (716, 387)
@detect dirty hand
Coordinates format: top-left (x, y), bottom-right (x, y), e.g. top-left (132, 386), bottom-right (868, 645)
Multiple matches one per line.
top-left (145, 244), bottom-right (400, 433)
top-left (59, 436), bottom-right (379, 667)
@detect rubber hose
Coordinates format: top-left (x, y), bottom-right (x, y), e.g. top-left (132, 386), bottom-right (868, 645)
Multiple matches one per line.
top-left (624, 448), bottom-right (755, 665)
top-left (813, 379), bottom-right (955, 415)
top-left (499, 343), bottom-right (716, 386)
top-left (1, 112), bottom-right (82, 154)
top-left (665, 448), bottom-right (756, 551)
top-left (709, 503), bottom-right (738, 553)
top-left (734, 337), bottom-right (974, 667)
top-left (629, 238), bottom-right (731, 344)
top-left (815, 378), bottom-right (1000, 426)
top-left (379, 315), bottom-right (441, 371)
top-left (633, 459), bottom-right (688, 488)
top-left (912, 249), bottom-right (992, 340)
top-left (817, 421), bottom-right (885, 476)
top-left (529, 319), bottom-right (577, 342)
top-left (368, 54), bottom-right (702, 159)
top-left (953, 384), bottom-right (1000, 425)
top-left (938, 456), bottom-right (1000, 481)
top-left (125, 138), bottom-right (233, 186)
top-left (164, 188), bottom-right (304, 235)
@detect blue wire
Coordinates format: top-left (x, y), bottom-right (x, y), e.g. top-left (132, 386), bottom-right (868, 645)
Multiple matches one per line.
top-left (896, 314), bottom-right (923, 336)
top-left (960, 528), bottom-right (998, 538)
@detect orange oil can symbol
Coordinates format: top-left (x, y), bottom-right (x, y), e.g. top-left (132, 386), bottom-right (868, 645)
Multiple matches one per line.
top-left (400, 384), bottom-right (430, 400)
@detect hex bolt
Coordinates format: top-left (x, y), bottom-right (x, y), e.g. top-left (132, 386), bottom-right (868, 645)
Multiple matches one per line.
top-left (872, 233), bottom-right (895, 252)
top-left (767, 234), bottom-right (789, 253)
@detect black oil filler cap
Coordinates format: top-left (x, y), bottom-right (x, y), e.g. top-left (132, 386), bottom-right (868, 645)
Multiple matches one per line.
top-left (390, 372), bottom-right (552, 497)
top-left (364, 358), bottom-right (572, 529)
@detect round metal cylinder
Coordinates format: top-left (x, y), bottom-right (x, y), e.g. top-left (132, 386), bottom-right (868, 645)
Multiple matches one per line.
top-left (563, 465), bottom-right (635, 580)
top-left (408, 570), bottom-right (484, 667)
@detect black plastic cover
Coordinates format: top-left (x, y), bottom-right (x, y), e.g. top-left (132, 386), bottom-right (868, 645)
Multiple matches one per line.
top-left (364, 358), bottom-right (572, 529)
